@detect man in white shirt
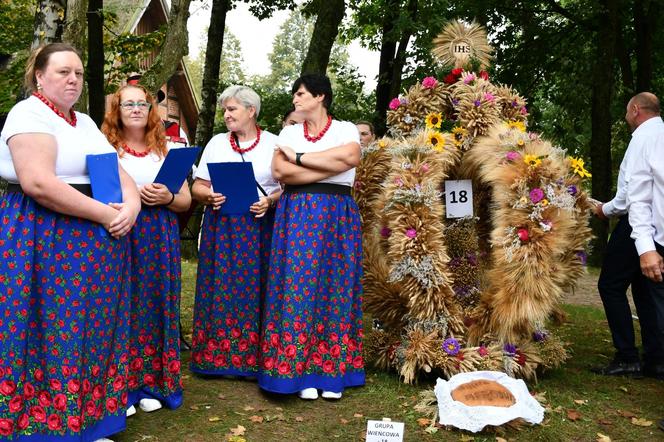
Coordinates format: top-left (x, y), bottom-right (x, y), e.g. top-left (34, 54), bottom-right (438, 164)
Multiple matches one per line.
top-left (592, 92), bottom-right (664, 378)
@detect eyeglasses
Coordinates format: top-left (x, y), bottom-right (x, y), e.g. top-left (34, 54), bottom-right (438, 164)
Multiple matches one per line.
top-left (120, 101), bottom-right (151, 111)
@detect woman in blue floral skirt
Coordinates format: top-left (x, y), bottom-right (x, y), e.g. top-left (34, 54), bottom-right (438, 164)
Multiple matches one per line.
top-left (102, 84), bottom-right (191, 416)
top-left (260, 74), bottom-right (364, 400)
top-left (190, 86), bottom-right (281, 378)
top-left (0, 43), bottom-right (140, 442)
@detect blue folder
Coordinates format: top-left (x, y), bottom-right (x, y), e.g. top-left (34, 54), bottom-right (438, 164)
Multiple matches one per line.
top-left (207, 162), bottom-right (257, 215)
top-left (154, 146), bottom-right (200, 193)
top-left (86, 152), bottom-right (123, 204)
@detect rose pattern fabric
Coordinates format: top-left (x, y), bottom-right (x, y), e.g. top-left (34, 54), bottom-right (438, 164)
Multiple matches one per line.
top-left (126, 206), bottom-right (182, 409)
top-left (258, 193), bottom-right (365, 394)
top-left (0, 193), bottom-right (130, 440)
top-left (190, 208), bottom-right (274, 376)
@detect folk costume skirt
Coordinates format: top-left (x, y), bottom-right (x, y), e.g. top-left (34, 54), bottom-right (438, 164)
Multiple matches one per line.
top-left (190, 207), bottom-right (275, 377)
top-left (0, 192), bottom-right (130, 441)
top-left (257, 190), bottom-right (365, 394)
top-left (126, 206), bottom-right (182, 410)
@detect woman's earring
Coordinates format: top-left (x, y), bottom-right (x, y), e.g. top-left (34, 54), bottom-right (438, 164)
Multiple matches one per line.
top-left (37, 83), bottom-right (43, 91)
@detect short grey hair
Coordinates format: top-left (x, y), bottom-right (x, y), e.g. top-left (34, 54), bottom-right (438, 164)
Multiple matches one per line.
top-left (219, 85), bottom-right (261, 118)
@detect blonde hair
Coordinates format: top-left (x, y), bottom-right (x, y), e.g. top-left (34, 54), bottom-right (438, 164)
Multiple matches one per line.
top-left (24, 43), bottom-right (82, 94)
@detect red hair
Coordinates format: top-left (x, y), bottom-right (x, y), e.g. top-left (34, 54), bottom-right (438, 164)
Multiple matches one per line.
top-left (101, 84), bottom-right (167, 158)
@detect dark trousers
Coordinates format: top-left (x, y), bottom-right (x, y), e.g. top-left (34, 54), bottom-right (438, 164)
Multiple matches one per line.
top-left (598, 216), bottom-right (664, 363)
top-left (647, 242), bottom-right (664, 351)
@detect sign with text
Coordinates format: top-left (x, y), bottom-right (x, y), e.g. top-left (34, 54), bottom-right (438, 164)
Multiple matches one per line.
top-left (445, 180), bottom-right (473, 218)
top-left (365, 420), bottom-right (404, 442)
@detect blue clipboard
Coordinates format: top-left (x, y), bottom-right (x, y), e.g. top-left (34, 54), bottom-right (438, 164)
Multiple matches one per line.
top-left (154, 147), bottom-right (200, 193)
top-left (86, 152), bottom-right (122, 204)
top-left (207, 162), bottom-right (257, 215)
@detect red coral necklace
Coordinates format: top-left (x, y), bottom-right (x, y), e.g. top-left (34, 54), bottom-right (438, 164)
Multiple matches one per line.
top-left (303, 115), bottom-right (332, 143)
top-left (33, 92), bottom-right (77, 127)
top-left (230, 125), bottom-right (261, 154)
top-left (122, 144), bottom-right (150, 157)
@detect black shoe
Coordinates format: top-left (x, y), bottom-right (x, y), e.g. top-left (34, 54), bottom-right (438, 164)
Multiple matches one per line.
top-left (591, 360), bottom-right (643, 378)
top-left (643, 363), bottom-right (664, 380)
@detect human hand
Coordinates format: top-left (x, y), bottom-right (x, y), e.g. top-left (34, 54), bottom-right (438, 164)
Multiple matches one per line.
top-left (107, 202), bottom-right (139, 238)
top-left (640, 251), bottom-right (664, 282)
top-left (206, 188), bottom-right (226, 210)
top-left (250, 196), bottom-right (270, 218)
top-left (275, 144), bottom-right (296, 163)
top-left (593, 203), bottom-right (607, 220)
top-left (140, 183), bottom-right (172, 206)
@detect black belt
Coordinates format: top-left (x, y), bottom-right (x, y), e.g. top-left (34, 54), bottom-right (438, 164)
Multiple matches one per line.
top-left (6, 182), bottom-right (93, 198)
top-left (284, 183), bottom-right (351, 195)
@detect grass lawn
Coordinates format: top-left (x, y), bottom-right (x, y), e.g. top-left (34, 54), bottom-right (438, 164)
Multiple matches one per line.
top-left (114, 260), bottom-right (664, 441)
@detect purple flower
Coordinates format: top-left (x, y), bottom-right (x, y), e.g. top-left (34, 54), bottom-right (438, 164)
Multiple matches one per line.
top-left (422, 76), bottom-right (438, 89)
top-left (506, 151), bottom-right (520, 162)
top-left (400, 97), bottom-right (409, 105)
top-left (380, 227), bottom-right (392, 238)
top-left (529, 188), bottom-right (544, 203)
top-left (533, 330), bottom-right (548, 342)
top-left (452, 98), bottom-right (460, 107)
top-left (442, 337), bottom-right (460, 356)
top-left (405, 228), bottom-right (417, 239)
top-left (388, 98), bottom-right (401, 110)
top-left (567, 185), bottom-right (578, 196)
top-left (576, 250), bottom-right (587, 265)
top-left (503, 343), bottom-right (517, 356)
top-left (466, 253), bottom-right (478, 266)
top-left (512, 100), bottom-right (519, 108)
top-left (473, 100), bottom-right (481, 107)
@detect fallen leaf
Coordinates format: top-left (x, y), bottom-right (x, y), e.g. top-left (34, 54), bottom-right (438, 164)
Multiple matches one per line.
top-left (208, 416), bottom-right (221, 422)
top-left (533, 391), bottom-right (548, 403)
top-left (630, 417), bottom-right (653, 427)
top-left (617, 410), bottom-right (636, 418)
top-left (189, 405), bottom-right (199, 411)
top-left (295, 416), bottom-right (304, 422)
top-left (218, 393), bottom-right (226, 400)
top-left (353, 413), bottom-right (363, 418)
top-left (596, 433), bottom-right (611, 442)
top-left (552, 406), bottom-right (564, 413)
top-left (574, 399), bottom-right (588, 405)
top-left (618, 386), bottom-right (628, 393)
top-left (566, 409), bottom-right (582, 421)
top-left (496, 438), bottom-right (508, 442)
top-left (417, 418), bottom-right (431, 427)
top-left (230, 425), bottom-right (246, 436)
top-left (243, 405), bottom-right (255, 412)
top-left (275, 407), bottom-right (283, 411)
top-left (598, 418), bottom-right (613, 426)
top-left (249, 415), bottom-right (263, 423)
top-left (265, 414), bottom-right (285, 422)
top-left (340, 418), bottom-right (349, 424)
top-left (424, 426), bottom-right (438, 434)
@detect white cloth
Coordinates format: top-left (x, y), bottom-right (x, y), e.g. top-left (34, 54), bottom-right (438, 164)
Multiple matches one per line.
top-left (118, 151), bottom-right (165, 187)
top-left (434, 371), bottom-right (544, 433)
top-left (195, 130), bottom-right (280, 198)
top-left (627, 116), bottom-right (664, 254)
top-left (603, 117), bottom-right (664, 217)
top-left (277, 120), bottom-right (360, 186)
top-left (0, 95), bottom-right (116, 183)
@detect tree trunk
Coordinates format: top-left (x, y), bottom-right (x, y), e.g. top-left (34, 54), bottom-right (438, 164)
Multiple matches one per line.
top-left (634, 0), bottom-right (657, 92)
top-left (87, 0), bottom-right (104, 126)
top-left (193, 0), bottom-right (231, 148)
top-left (300, 0), bottom-right (345, 75)
top-left (388, 0), bottom-right (418, 100)
top-left (63, 0), bottom-right (89, 112)
top-left (140, 0), bottom-right (192, 97)
top-left (32, 0), bottom-right (67, 49)
top-left (373, 0), bottom-right (401, 137)
top-left (588, 0), bottom-right (619, 266)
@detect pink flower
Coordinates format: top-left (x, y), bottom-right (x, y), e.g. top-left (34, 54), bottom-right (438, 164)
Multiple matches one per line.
top-left (529, 188), bottom-right (544, 203)
top-left (389, 98), bottom-right (401, 110)
top-left (484, 92), bottom-right (495, 102)
top-left (463, 73), bottom-right (476, 84)
top-left (421, 76), bottom-right (438, 89)
top-left (517, 228), bottom-right (529, 242)
top-left (505, 151), bottom-right (520, 162)
top-left (405, 228), bottom-right (417, 239)
top-left (420, 164), bottom-right (430, 173)
top-left (394, 177), bottom-right (404, 187)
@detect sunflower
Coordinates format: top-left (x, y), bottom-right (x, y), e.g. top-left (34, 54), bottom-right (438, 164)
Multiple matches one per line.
top-left (451, 126), bottom-right (467, 147)
top-left (507, 120), bottom-right (526, 132)
top-left (523, 154), bottom-right (541, 167)
top-left (568, 156), bottom-right (592, 178)
top-left (428, 131), bottom-right (445, 152)
top-left (425, 112), bottom-right (443, 129)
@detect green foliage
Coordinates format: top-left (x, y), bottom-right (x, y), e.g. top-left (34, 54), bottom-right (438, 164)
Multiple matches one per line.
top-left (0, 0), bottom-right (35, 113)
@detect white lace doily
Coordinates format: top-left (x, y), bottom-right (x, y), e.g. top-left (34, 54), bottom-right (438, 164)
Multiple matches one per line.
top-left (435, 371), bottom-right (544, 432)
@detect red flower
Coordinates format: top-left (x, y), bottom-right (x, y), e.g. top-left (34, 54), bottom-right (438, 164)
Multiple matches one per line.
top-left (168, 360), bottom-right (181, 374)
top-left (329, 333), bottom-right (339, 343)
top-left (246, 355), bottom-right (257, 366)
top-left (249, 332), bottom-right (259, 345)
top-left (452, 68), bottom-right (463, 75)
top-left (277, 361), bottom-right (291, 375)
top-left (144, 374), bottom-right (155, 386)
top-left (23, 382), bottom-right (35, 399)
top-left (479, 70), bottom-right (489, 80)
top-left (353, 355), bottom-right (364, 369)
top-left (348, 339), bottom-right (358, 352)
top-left (214, 354), bottom-right (226, 367)
top-left (85, 400), bottom-right (96, 417)
top-left (17, 413), bottom-right (29, 430)
top-left (33, 368), bottom-right (44, 382)
top-left (92, 385), bottom-right (104, 400)
top-left (231, 355), bottom-right (242, 367)
top-left (284, 345), bottom-right (297, 359)
top-left (30, 405), bottom-right (46, 422)
top-left (295, 362), bottom-right (305, 375)
top-left (144, 345), bottom-right (156, 356)
top-left (108, 364), bottom-right (117, 377)
top-left (47, 413), bottom-right (62, 431)
top-left (91, 365), bottom-right (100, 377)
top-left (317, 341), bottom-right (329, 354)
top-left (339, 362), bottom-right (347, 375)
top-left (220, 339), bottom-right (231, 352)
top-left (330, 345), bottom-right (341, 358)
top-left (152, 358), bottom-right (163, 371)
top-left (298, 333), bottom-right (308, 345)
top-left (0, 418), bottom-right (13, 436)
top-left (322, 360), bottom-right (335, 374)
top-left (113, 376), bottom-right (125, 392)
top-left (53, 393), bottom-right (67, 411)
top-left (270, 334), bottom-right (280, 348)
top-left (231, 328), bottom-right (242, 339)
top-left (130, 358), bottom-right (144, 372)
top-left (263, 357), bottom-right (275, 370)
top-left (312, 352), bottom-right (322, 366)
top-left (283, 332), bottom-right (293, 342)
top-left (8, 395), bottom-right (22, 413)
top-left (49, 378), bottom-right (62, 391)
top-left (38, 390), bottom-right (52, 407)
top-left (238, 339), bottom-right (249, 352)
top-left (0, 380), bottom-right (16, 396)
top-left (67, 415), bottom-right (82, 432)
top-left (67, 379), bottom-right (80, 394)
top-left (316, 324), bottom-right (325, 334)
top-left (106, 397), bottom-right (118, 413)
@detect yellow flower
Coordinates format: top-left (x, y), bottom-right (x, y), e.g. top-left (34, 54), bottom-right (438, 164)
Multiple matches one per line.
top-left (452, 126), bottom-right (467, 147)
top-left (516, 139), bottom-right (525, 147)
top-left (568, 156), bottom-right (592, 178)
top-left (428, 131), bottom-right (445, 152)
top-left (519, 196), bottom-right (528, 205)
top-left (523, 154), bottom-right (541, 167)
top-left (507, 120), bottom-right (526, 132)
top-left (378, 139), bottom-right (387, 149)
top-left (540, 198), bottom-right (549, 206)
top-left (425, 112), bottom-right (443, 129)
